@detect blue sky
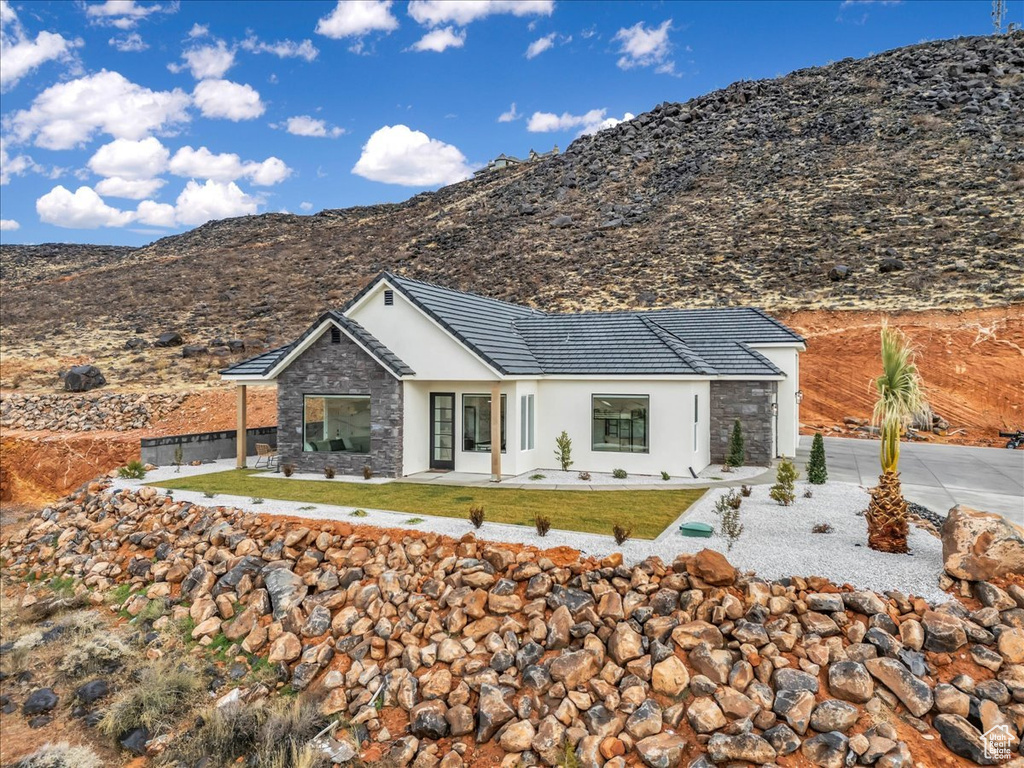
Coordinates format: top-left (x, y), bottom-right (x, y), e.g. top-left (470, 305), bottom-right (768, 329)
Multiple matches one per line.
top-left (0, 0), bottom-right (1012, 245)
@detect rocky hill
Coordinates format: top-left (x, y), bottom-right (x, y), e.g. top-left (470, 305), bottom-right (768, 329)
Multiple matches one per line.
top-left (1, 33), bottom-right (1022, 389)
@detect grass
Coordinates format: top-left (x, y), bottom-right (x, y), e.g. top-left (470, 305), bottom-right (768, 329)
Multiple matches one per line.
top-left (99, 660), bottom-right (205, 739)
top-left (153, 469), bottom-right (708, 539)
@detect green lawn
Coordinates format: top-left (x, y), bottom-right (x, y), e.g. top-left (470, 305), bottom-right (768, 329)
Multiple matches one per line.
top-left (151, 470), bottom-right (706, 539)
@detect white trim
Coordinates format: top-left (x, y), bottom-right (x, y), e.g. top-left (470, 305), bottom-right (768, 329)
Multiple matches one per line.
top-left (219, 377), bottom-right (279, 385)
top-left (749, 341), bottom-right (807, 351)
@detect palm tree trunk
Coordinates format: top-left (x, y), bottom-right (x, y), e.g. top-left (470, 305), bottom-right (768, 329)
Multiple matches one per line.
top-left (866, 469), bottom-right (909, 554)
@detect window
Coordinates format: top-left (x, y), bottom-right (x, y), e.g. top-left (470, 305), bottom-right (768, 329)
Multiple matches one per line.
top-left (463, 394), bottom-right (506, 452)
top-left (303, 395), bottom-right (370, 453)
top-left (592, 395), bottom-right (649, 453)
top-left (520, 394), bottom-right (535, 450)
top-left (693, 394), bottom-right (699, 452)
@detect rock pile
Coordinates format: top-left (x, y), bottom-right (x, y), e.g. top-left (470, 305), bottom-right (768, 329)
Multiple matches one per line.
top-left (3, 483), bottom-right (1023, 766)
top-left (0, 392), bottom-right (186, 432)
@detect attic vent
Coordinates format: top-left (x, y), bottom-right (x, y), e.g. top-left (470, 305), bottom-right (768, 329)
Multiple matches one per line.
top-left (330, 327), bottom-right (341, 344)
top-left (384, 289), bottom-right (394, 306)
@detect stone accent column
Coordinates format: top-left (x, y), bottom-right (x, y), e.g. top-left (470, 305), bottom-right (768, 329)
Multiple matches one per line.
top-left (236, 384), bottom-right (247, 469)
top-left (709, 380), bottom-right (776, 466)
top-left (490, 381), bottom-right (502, 482)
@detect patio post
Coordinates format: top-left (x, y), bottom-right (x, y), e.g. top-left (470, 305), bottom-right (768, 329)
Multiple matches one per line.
top-left (490, 381), bottom-right (501, 482)
top-left (236, 384), bottom-right (247, 469)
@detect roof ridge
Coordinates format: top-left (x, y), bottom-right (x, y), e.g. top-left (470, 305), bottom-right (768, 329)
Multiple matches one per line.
top-left (386, 271), bottom-right (546, 315)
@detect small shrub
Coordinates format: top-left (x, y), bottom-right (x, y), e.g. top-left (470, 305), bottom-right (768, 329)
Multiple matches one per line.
top-left (726, 419), bottom-right (745, 468)
top-left (350, 509), bottom-right (367, 517)
top-left (406, 517), bottom-right (424, 525)
top-left (363, 464), bottom-right (373, 480)
top-left (203, 491), bottom-right (217, 499)
top-left (12, 743), bottom-right (105, 768)
top-left (740, 484), bottom-right (752, 497)
top-left (58, 635), bottom-right (134, 681)
top-left (250, 497), bottom-right (264, 505)
top-left (173, 444), bottom-right (184, 473)
top-left (577, 471), bottom-right (591, 481)
top-left (297, 505), bottom-right (315, 511)
top-left (534, 515), bottom-right (551, 537)
top-left (529, 473), bottom-right (546, 481)
top-left (554, 430), bottom-right (573, 471)
top-left (718, 505), bottom-right (744, 551)
top-left (99, 660), bottom-right (205, 740)
top-left (469, 506), bottom-right (485, 528)
top-left (612, 468), bottom-right (627, 479)
top-left (118, 460), bottom-right (146, 479)
top-left (807, 432), bottom-right (828, 484)
top-left (714, 489), bottom-right (743, 514)
top-left (812, 523), bottom-right (835, 534)
top-left (769, 458), bottom-right (798, 506)
top-left (612, 524), bottom-right (632, 545)
top-left (323, 465), bottom-right (335, 479)
top-left (281, 463), bottom-right (294, 478)
top-left (803, 488), bottom-right (813, 498)
top-left (661, 471), bottom-right (671, 481)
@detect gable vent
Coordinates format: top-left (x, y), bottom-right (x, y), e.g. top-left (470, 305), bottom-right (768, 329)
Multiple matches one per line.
top-left (384, 289), bottom-right (394, 306)
top-left (330, 327), bottom-right (341, 344)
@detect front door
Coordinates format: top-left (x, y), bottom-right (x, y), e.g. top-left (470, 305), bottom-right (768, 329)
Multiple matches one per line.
top-left (429, 392), bottom-right (455, 470)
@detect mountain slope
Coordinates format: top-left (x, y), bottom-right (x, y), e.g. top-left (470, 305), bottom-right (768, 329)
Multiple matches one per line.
top-left (1, 33), bottom-right (1022, 391)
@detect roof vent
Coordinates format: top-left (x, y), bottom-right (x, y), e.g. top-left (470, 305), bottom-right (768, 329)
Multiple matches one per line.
top-left (330, 327), bottom-right (341, 344)
top-left (384, 289), bottom-right (394, 306)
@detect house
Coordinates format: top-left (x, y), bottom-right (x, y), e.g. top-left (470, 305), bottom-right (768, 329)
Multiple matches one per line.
top-left (222, 273), bottom-right (805, 479)
top-left (475, 145), bottom-right (560, 176)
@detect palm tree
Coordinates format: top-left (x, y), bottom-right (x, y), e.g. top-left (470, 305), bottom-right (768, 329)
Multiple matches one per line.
top-left (866, 323), bottom-right (927, 553)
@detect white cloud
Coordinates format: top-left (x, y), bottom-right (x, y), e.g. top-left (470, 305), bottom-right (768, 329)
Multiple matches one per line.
top-left (613, 19), bottom-right (674, 72)
top-left (525, 32), bottom-right (555, 59)
top-left (299, 201), bottom-right (313, 211)
top-left (134, 199), bottom-right (176, 227)
top-left (171, 40), bottom-right (235, 79)
top-left (172, 179), bottom-right (258, 225)
top-left (0, 137), bottom-right (43, 184)
top-left (352, 124), bottom-right (474, 186)
top-left (108, 31), bottom-right (148, 51)
top-left (94, 176), bottom-right (166, 199)
top-left (187, 22), bottom-right (208, 38)
top-left (240, 35), bottom-right (318, 61)
top-left (168, 145), bottom-right (291, 185)
top-left (408, 0), bottom-right (553, 27)
top-left (8, 70), bottom-right (191, 149)
top-left (85, 1), bottom-right (176, 29)
top-left (409, 26), bottom-right (464, 52)
top-left (497, 102), bottom-right (520, 122)
top-left (281, 115), bottom-right (345, 138)
top-left (0, 219), bottom-right (20, 231)
top-left (87, 136), bottom-right (169, 179)
top-left (316, 0), bottom-right (398, 40)
top-left (192, 79), bottom-right (265, 120)
top-left (0, 1), bottom-right (82, 91)
top-left (36, 184), bottom-right (135, 228)
top-left (527, 108), bottom-right (634, 136)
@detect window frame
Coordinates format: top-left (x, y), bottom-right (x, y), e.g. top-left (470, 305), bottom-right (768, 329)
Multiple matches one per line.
top-left (301, 393), bottom-right (372, 454)
top-left (462, 393), bottom-right (507, 454)
top-left (591, 394), bottom-right (650, 454)
top-left (520, 393), bottom-right (535, 451)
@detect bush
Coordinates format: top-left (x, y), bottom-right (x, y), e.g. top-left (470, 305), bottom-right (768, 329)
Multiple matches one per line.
top-left (612, 524), bottom-right (632, 545)
top-left (554, 430), bottom-right (573, 471)
top-left (469, 506), bottom-right (485, 528)
top-left (350, 509), bottom-right (367, 517)
top-left (12, 743), bottom-right (105, 768)
top-left (203, 491), bottom-right (217, 499)
top-left (726, 419), bottom-right (745, 468)
top-left (714, 489), bottom-right (742, 515)
top-left (363, 465), bottom-right (373, 480)
top-left (250, 497), bottom-right (264, 505)
top-left (323, 465), bottom-right (335, 479)
top-left (99, 660), bottom-right (204, 739)
top-left (58, 634), bottom-right (134, 681)
top-left (769, 458), bottom-right (798, 506)
top-left (812, 523), bottom-right (834, 534)
top-left (118, 460), bottom-right (146, 479)
top-left (612, 468), bottom-right (627, 479)
top-left (173, 445), bottom-right (184, 473)
top-left (740, 484), bottom-right (752, 497)
top-left (530, 473), bottom-right (546, 481)
top-left (661, 471), bottom-right (670, 481)
top-left (577, 471), bottom-right (591, 481)
top-left (807, 432), bottom-right (828, 484)
top-left (281, 463), bottom-right (294, 478)
top-left (803, 489), bottom-right (813, 498)
top-left (534, 515), bottom-right (551, 537)
top-left (718, 506), bottom-right (744, 551)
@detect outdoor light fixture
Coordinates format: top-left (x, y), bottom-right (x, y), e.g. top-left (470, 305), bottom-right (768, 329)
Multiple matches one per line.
top-left (795, 389), bottom-right (804, 404)
top-left (771, 402), bottom-right (779, 417)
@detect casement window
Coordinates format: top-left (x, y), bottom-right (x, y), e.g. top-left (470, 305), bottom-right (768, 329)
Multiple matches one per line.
top-left (302, 395), bottom-right (371, 453)
top-left (592, 395), bottom-right (649, 453)
top-left (520, 394), bottom-right (535, 450)
top-left (463, 394), bottom-right (506, 452)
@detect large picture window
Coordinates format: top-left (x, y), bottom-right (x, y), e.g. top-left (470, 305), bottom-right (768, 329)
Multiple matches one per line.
top-left (592, 395), bottom-right (649, 453)
top-left (463, 394), bottom-right (506, 452)
top-left (303, 395), bottom-right (371, 453)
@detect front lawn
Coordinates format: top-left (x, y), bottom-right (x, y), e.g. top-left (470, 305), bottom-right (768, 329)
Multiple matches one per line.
top-left (151, 470), bottom-right (706, 539)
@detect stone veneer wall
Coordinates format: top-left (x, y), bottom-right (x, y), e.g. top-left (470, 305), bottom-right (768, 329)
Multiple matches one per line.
top-left (277, 330), bottom-right (403, 477)
top-left (709, 380), bottom-right (776, 466)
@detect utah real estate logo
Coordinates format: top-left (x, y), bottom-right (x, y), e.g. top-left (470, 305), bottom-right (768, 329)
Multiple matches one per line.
top-left (983, 723), bottom-right (1014, 762)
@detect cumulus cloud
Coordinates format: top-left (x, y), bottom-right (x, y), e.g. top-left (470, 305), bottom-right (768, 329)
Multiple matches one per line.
top-left (316, 0), bottom-right (398, 41)
top-left (409, 26), bottom-right (464, 52)
top-left (134, 199), bottom-right (176, 227)
top-left (85, 1), bottom-right (176, 29)
top-left (168, 145), bottom-right (291, 185)
top-left (0, 0), bottom-right (82, 91)
top-left (407, 0), bottom-right (553, 27)
top-left (497, 102), bottom-right (520, 122)
top-left (352, 124), bottom-right (474, 186)
top-left (172, 179), bottom-right (259, 224)
top-left (108, 31), bottom-right (148, 51)
top-left (525, 32), bottom-right (555, 59)
top-left (527, 108), bottom-right (634, 136)
top-left (87, 136), bottom-right (170, 179)
top-left (170, 39), bottom-right (235, 79)
top-left (8, 70), bottom-right (191, 149)
top-left (613, 19), bottom-right (674, 73)
top-left (187, 22), bottom-right (208, 38)
top-left (280, 115), bottom-right (345, 138)
top-left (36, 184), bottom-right (135, 228)
top-left (1, 137), bottom-right (43, 185)
top-left (94, 176), bottom-right (166, 199)
top-left (240, 35), bottom-right (318, 61)
top-left (192, 79), bottom-right (265, 120)
top-left (0, 219), bottom-right (20, 231)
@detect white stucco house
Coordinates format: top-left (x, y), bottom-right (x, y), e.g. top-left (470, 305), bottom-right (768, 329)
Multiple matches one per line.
top-left (222, 273), bottom-right (805, 479)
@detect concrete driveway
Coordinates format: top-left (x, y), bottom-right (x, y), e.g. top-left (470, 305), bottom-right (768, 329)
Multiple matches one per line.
top-left (795, 436), bottom-right (1023, 520)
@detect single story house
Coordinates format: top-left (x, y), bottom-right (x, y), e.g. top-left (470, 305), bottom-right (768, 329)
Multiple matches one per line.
top-left (222, 273), bottom-right (805, 479)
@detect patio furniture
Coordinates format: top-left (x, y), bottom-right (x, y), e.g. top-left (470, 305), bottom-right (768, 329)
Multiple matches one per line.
top-left (255, 443), bottom-right (279, 469)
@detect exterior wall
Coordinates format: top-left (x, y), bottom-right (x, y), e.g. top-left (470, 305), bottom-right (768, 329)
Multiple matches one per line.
top-left (749, 345), bottom-right (801, 457)
top-left (348, 282), bottom-right (498, 381)
top-left (709, 380), bottom-right (777, 466)
top-left (277, 329), bottom-right (403, 477)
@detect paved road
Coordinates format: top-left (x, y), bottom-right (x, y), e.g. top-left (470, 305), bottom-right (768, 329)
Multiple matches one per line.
top-left (795, 436), bottom-right (1023, 520)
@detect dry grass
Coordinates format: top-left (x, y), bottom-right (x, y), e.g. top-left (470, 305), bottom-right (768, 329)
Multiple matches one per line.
top-left (57, 633), bottom-right (134, 682)
top-left (9, 743), bottom-right (105, 768)
top-left (98, 659), bottom-right (206, 739)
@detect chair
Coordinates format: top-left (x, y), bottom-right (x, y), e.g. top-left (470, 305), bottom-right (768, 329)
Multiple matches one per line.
top-left (255, 443), bottom-right (279, 469)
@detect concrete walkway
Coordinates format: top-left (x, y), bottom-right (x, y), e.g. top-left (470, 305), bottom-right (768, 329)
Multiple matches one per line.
top-left (794, 436), bottom-right (1023, 520)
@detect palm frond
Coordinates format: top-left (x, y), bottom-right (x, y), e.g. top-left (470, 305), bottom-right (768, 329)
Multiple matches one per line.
top-left (871, 323), bottom-right (927, 428)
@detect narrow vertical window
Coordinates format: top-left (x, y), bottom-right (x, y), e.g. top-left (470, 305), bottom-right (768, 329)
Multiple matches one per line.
top-left (693, 394), bottom-right (699, 452)
top-left (528, 394), bottom-right (535, 449)
top-left (520, 394), bottom-right (535, 450)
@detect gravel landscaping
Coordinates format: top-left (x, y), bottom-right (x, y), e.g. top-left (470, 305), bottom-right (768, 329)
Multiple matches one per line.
top-left (509, 464), bottom-right (765, 486)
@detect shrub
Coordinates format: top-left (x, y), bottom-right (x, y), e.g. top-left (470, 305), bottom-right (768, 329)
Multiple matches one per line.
top-left (281, 463), bottom-right (294, 478)
top-left (203, 491), bottom-right (217, 499)
top-left (807, 432), bottom-right (828, 484)
top-left (530, 473), bottom-right (546, 481)
top-left (612, 524), bottom-right (632, 545)
top-left (661, 471), bottom-right (671, 481)
top-left (718, 505), bottom-right (744, 551)
top-left (769, 458), bottom-right (798, 506)
top-left (577, 471), bottom-right (591, 481)
top-left (469, 506), bottom-right (485, 528)
top-left (173, 445), bottom-right (184, 473)
top-left (250, 497), bottom-right (264, 505)
top-left (350, 509), bottom-right (367, 517)
top-left (363, 465), bottom-right (373, 480)
top-left (612, 468), bottom-right (627, 479)
top-left (118, 460), bottom-right (146, 479)
top-left (58, 634), bottom-right (134, 681)
top-left (534, 515), bottom-right (551, 537)
top-left (812, 523), bottom-right (835, 534)
top-left (12, 743), bottom-right (105, 768)
top-left (714, 489), bottom-right (742, 515)
top-left (726, 419), bottom-right (745, 468)
top-left (740, 484), bottom-right (752, 497)
top-left (554, 430), bottom-right (573, 471)
top-left (803, 489), bottom-right (813, 498)
top-left (99, 660), bottom-right (205, 739)
top-left (323, 465), bottom-right (335, 479)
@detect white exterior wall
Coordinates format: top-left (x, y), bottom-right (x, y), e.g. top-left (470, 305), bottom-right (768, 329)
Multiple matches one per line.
top-left (749, 345), bottom-right (801, 457)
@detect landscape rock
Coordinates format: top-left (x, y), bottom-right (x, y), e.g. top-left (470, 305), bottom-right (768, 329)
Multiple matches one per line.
top-left (941, 505), bottom-right (1024, 581)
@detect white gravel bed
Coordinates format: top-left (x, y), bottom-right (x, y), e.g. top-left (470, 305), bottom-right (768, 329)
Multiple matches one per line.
top-left (277, 471), bottom-right (393, 485)
top-left (509, 464), bottom-right (765, 486)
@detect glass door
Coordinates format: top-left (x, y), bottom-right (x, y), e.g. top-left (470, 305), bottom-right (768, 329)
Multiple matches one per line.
top-left (429, 393), bottom-right (455, 470)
